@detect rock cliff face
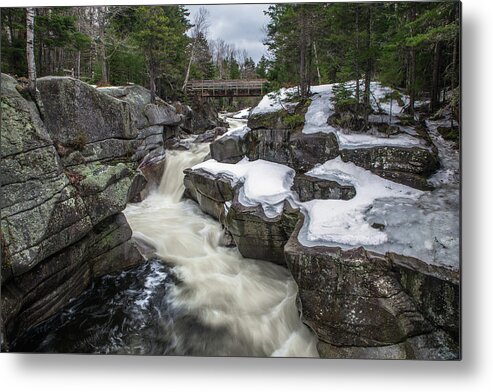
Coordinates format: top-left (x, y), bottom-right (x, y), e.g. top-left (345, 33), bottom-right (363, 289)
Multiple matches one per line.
top-left (0, 75), bottom-right (188, 348)
top-left (183, 92), bottom-right (459, 359)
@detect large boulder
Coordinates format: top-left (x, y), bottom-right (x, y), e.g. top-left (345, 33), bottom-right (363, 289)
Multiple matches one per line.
top-left (37, 77), bottom-right (135, 144)
top-left (221, 198), bottom-right (298, 265)
top-left (183, 168), bottom-right (236, 220)
top-left (210, 133), bottom-right (248, 163)
top-left (1, 74), bottom-right (92, 277)
top-left (69, 162), bottom-right (135, 225)
top-left (97, 84), bottom-right (153, 130)
top-left (183, 168), bottom-right (298, 265)
top-left (243, 129), bottom-right (340, 173)
top-left (144, 103), bottom-right (182, 126)
top-left (242, 99), bottom-right (341, 173)
top-left (2, 213), bottom-right (142, 342)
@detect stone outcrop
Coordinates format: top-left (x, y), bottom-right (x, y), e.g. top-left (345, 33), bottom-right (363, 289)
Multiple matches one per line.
top-left (221, 198), bottom-right (299, 265)
top-left (244, 102), bottom-right (340, 173)
top-left (0, 75), bottom-right (182, 347)
top-left (183, 168), bottom-right (236, 220)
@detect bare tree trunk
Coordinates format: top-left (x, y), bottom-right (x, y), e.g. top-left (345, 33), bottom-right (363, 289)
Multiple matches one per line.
top-left (101, 50), bottom-right (108, 84)
top-left (182, 7), bottom-right (210, 91)
top-left (299, 6), bottom-right (308, 98)
top-left (407, 4), bottom-right (417, 117)
top-left (431, 42), bottom-right (441, 112)
top-left (452, 28), bottom-right (459, 90)
top-left (389, 97), bottom-right (393, 124)
top-left (355, 4), bottom-right (360, 104)
top-left (313, 42), bottom-right (321, 85)
top-left (148, 60), bottom-right (156, 103)
top-left (26, 8), bottom-right (37, 91)
top-left (5, 10), bottom-right (13, 46)
top-left (363, 6), bottom-right (372, 127)
top-left (76, 51), bottom-right (81, 79)
top-left (182, 45), bottom-right (196, 91)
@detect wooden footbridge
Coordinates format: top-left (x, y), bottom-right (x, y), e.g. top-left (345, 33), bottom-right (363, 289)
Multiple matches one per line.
top-left (186, 79), bottom-right (268, 97)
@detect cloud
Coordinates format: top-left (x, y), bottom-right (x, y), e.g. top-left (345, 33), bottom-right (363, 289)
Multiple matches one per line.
top-left (186, 4), bottom-right (270, 63)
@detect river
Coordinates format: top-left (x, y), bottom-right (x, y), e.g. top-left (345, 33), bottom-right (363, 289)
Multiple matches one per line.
top-left (11, 115), bottom-right (318, 357)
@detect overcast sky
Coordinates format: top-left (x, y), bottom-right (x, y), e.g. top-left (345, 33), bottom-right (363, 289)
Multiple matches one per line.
top-left (186, 4), bottom-right (271, 63)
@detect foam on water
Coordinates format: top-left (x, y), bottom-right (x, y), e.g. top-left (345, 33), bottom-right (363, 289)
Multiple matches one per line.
top-left (124, 142), bottom-right (319, 357)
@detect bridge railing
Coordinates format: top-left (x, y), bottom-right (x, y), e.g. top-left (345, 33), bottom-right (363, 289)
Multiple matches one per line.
top-left (186, 79), bottom-right (268, 93)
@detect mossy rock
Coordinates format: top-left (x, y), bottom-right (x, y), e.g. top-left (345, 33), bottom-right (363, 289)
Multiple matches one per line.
top-left (248, 99), bottom-right (311, 131)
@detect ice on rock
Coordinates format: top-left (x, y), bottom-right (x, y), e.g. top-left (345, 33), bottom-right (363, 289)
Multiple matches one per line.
top-left (335, 131), bottom-right (426, 149)
top-left (366, 186), bottom-right (459, 268)
top-left (297, 154), bottom-right (459, 268)
top-left (192, 158), bottom-right (295, 218)
top-left (298, 157), bottom-right (422, 247)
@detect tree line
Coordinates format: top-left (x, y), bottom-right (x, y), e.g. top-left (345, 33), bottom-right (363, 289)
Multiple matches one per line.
top-left (1, 3), bottom-right (460, 120)
top-left (263, 1), bottom-right (460, 120)
top-left (1, 5), bottom-right (262, 102)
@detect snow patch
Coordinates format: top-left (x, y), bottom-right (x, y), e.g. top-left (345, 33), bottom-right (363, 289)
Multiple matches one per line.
top-left (251, 87), bottom-right (299, 115)
top-left (221, 125), bottom-right (251, 139)
top-left (336, 131), bottom-right (425, 149)
top-left (192, 158), bottom-right (295, 218)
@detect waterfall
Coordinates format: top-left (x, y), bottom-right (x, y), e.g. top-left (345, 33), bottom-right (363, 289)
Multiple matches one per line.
top-left (124, 142), bottom-right (319, 357)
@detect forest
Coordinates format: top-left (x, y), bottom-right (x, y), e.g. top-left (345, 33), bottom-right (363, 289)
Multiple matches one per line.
top-left (2, 2), bottom-right (460, 119)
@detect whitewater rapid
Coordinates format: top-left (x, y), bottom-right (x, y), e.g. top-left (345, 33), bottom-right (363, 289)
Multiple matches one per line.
top-left (124, 142), bottom-right (319, 357)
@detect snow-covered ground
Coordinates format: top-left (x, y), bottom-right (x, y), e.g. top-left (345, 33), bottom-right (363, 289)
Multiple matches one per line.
top-left (217, 112), bottom-right (251, 140)
top-left (303, 82), bottom-right (429, 149)
top-left (221, 125), bottom-right (251, 139)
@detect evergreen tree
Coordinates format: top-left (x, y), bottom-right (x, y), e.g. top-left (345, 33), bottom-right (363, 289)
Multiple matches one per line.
top-left (132, 5), bottom-right (189, 101)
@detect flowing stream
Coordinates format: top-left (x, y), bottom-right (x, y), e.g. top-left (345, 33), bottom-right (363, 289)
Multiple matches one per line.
top-left (12, 125), bottom-right (318, 357)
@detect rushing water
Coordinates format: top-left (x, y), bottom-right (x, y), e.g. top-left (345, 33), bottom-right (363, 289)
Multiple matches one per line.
top-left (12, 131), bottom-right (318, 357)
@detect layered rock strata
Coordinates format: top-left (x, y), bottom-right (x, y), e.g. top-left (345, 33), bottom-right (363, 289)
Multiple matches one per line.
top-left (1, 75), bottom-right (189, 347)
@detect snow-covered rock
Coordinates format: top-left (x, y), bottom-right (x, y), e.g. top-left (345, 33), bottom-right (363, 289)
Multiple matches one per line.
top-left (192, 158), bottom-right (295, 219)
